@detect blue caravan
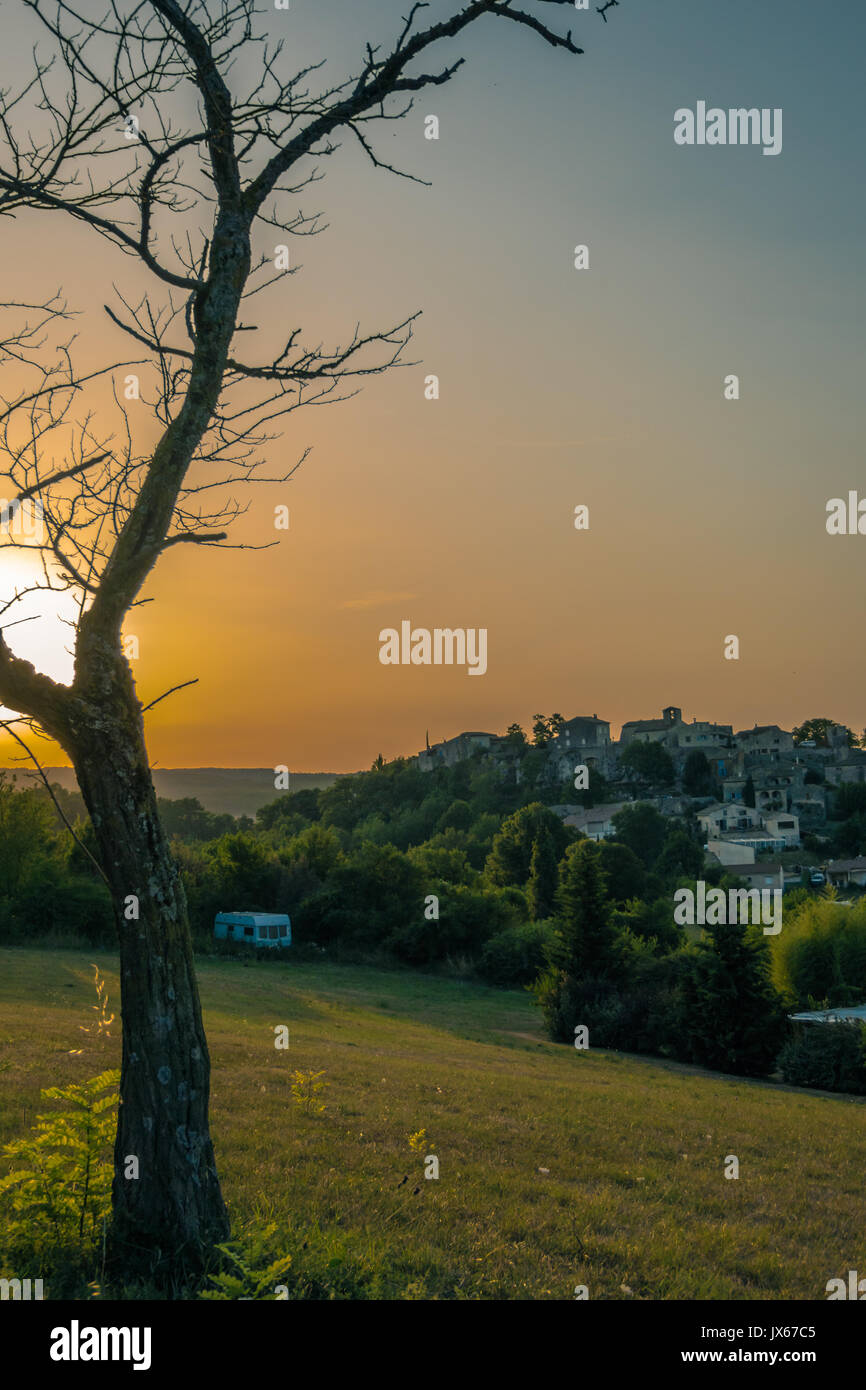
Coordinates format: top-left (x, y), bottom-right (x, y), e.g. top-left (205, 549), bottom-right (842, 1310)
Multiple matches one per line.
top-left (214, 912), bottom-right (292, 948)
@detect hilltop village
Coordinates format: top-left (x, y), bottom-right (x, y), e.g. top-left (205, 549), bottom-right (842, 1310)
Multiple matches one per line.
top-left (416, 707), bottom-right (866, 891)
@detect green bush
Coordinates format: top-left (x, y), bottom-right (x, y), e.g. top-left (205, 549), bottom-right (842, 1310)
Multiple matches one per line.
top-left (0, 1069), bottom-right (119, 1274)
top-left (535, 970), bottom-right (625, 1047)
top-left (298, 843), bottom-right (425, 947)
top-left (484, 803), bottom-right (569, 889)
top-left (477, 922), bottom-right (553, 987)
top-left (532, 950), bottom-right (685, 1053)
top-left (13, 872), bottom-right (114, 945)
top-left (777, 1022), bottom-right (866, 1094)
top-left (771, 894), bottom-right (866, 1008)
top-left (387, 884), bottom-right (514, 966)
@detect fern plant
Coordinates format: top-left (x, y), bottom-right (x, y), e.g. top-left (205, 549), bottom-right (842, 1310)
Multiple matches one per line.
top-left (200, 1222), bottom-right (294, 1300)
top-left (0, 1069), bottom-right (119, 1260)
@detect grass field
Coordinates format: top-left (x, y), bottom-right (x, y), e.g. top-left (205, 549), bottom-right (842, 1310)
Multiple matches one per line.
top-left (1, 947), bottom-right (863, 1300)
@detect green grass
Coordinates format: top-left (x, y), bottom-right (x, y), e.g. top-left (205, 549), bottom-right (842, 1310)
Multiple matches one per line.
top-left (1, 947), bottom-right (863, 1299)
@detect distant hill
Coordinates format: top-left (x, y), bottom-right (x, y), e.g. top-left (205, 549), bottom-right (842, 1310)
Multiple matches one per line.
top-left (40, 768), bottom-right (347, 819)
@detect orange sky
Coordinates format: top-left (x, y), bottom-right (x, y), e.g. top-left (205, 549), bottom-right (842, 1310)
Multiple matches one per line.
top-left (2, 0), bottom-right (865, 773)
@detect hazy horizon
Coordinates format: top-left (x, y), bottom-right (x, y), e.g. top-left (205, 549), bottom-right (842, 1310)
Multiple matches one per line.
top-left (9, 699), bottom-right (847, 779)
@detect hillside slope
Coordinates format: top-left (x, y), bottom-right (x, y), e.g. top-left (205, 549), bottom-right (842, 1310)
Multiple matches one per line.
top-left (0, 950), bottom-right (861, 1299)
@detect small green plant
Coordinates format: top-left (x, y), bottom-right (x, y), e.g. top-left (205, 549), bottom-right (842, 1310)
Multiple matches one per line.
top-left (0, 1069), bottom-right (119, 1260)
top-left (200, 1222), bottom-right (293, 1300)
top-left (289, 1068), bottom-right (328, 1115)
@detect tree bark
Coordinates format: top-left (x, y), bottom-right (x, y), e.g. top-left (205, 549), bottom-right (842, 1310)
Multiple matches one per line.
top-left (67, 658), bottom-right (229, 1278)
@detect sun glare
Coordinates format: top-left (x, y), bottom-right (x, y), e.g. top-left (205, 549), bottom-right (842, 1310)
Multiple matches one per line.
top-left (0, 548), bottom-right (79, 716)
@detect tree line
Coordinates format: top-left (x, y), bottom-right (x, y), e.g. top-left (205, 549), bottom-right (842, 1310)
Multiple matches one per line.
top-left (4, 755), bottom-right (866, 1092)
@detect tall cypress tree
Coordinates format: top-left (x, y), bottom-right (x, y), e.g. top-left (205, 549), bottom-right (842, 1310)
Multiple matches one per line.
top-left (554, 839), bottom-right (621, 979)
top-left (527, 824), bottom-right (559, 920)
top-left (534, 839), bottom-right (625, 1043)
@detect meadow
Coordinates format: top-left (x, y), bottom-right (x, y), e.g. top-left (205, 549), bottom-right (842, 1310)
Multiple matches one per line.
top-left (0, 947), bottom-right (863, 1300)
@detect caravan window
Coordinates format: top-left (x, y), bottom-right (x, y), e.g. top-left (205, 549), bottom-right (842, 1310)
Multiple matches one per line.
top-left (269, 924), bottom-right (279, 939)
top-left (279, 924), bottom-right (287, 938)
top-left (244, 926), bottom-right (254, 937)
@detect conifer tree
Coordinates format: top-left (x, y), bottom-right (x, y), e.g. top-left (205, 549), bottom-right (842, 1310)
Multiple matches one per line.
top-left (533, 839), bottom-right (626, 1043)
top-left (676, 917), bottom-right (783, 1076)
top-left (554, 839), bottom-right (622, 979)
top-left (527, 823), bottom-right (559, 920)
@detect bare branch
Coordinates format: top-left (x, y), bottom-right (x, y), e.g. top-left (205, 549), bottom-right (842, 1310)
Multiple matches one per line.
top-left (0, 0), bottom-right (614, 716)
top-left (140, 676), bottom-right (198, 712)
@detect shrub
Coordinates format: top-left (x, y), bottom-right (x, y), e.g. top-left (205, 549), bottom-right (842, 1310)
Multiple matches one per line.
top-left (297, 843), bottom-right (424, 948)
top-left (771, 894), bottom-right (866, 1008)
top-left (477, 922), bottom-right (553, 987)
top-left (531, 949), bottom-right (685, 1054)
top-left (533, 969), bottom-right (633, 1047)
top-left (777, 1022), bottom-right (866, 1094)
top-left (387, 884), bottom-right (511, 966)
top-left (0, 1069), bottom-right (119, 1266)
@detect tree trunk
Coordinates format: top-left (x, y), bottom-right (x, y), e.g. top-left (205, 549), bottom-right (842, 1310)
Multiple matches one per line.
top-left (68, 663), bottom-right (229, 1282)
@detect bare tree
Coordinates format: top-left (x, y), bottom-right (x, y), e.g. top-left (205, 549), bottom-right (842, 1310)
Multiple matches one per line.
top-left (0, 0), bottom-right (618, 1282)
